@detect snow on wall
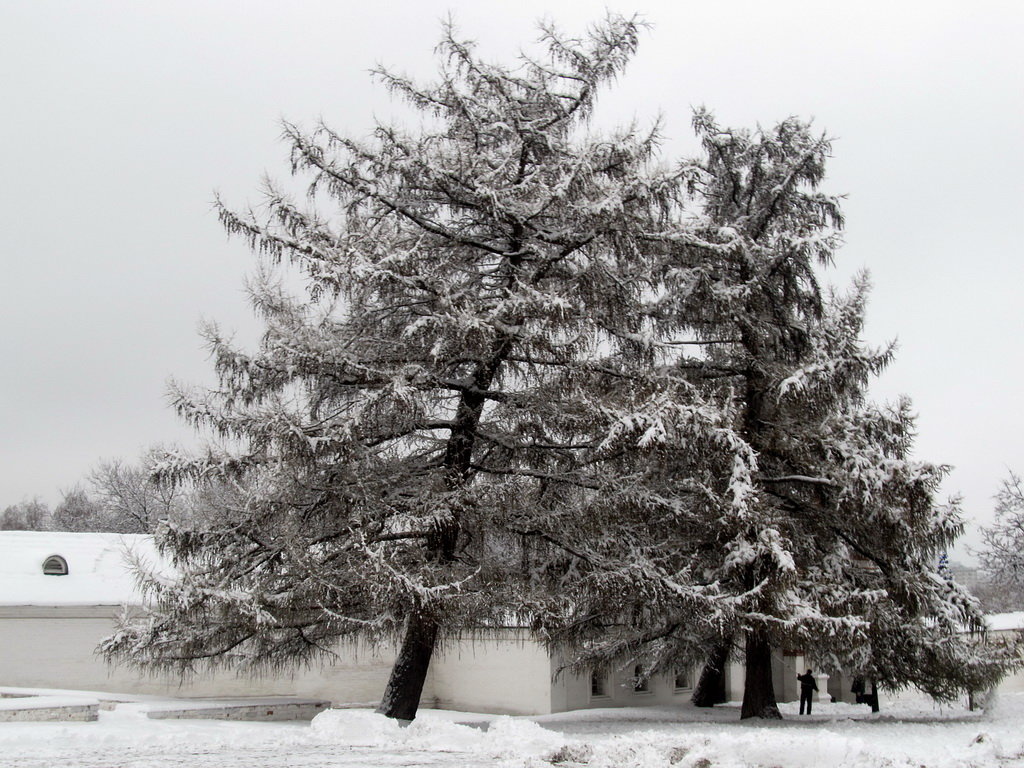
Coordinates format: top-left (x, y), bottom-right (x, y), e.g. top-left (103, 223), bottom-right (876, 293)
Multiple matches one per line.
top-left (986, 612), bottom-right (1024, 632)
top-left (0, 531), bottom-right (160, 606)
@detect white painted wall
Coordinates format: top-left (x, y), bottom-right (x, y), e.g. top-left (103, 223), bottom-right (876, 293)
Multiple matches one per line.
top-left (778, 653), bottom-right (804, 702)
top-left (9, 605), bottom-right (922, 716)
top-left (991, 628), bottom-right (1024, 694)
top-left (726, 659), bottom-right (745, 702)
top-left (556, 661), bottom-right (696, 713)
top-left (996, 670), bottom-right (1024, 693)
top-left (0, 609), bottom-right (558, 715)
top-left (0, 606), bottom-right (395, 705)
top-left (427, 631), bottom-right (552, 715)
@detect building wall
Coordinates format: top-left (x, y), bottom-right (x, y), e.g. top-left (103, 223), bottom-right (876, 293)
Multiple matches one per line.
top-left (706, 652), bottom-right (845, 705)
top-left (827, 671), bottom-right (859, 703)
top-left (555, 660), bottom-right (696, 713)
top-left (0, 608), bottom-right (555, 715)
top-left (5, 605), bottom-right (903, 714)
top-left (992, 628), bottom-right (1024, 694)
top-left (996, 670), bottom-right (1024, 693)
top-left (771, 652), bottom-right (786, 701)
top-left (0, 606), bottom-right (396, 705)
top-left (427, 631), bottom-right (552, 715)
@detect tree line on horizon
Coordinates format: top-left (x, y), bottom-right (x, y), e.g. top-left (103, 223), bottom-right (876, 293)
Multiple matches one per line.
top-left (1, 452), bottom-right (195, 535)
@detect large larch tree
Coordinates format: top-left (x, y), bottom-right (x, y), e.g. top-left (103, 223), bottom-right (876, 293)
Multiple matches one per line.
top-left (102, 15), bottom-right (695, 722)
top-left (530, 112), bottom-right (1017, 719)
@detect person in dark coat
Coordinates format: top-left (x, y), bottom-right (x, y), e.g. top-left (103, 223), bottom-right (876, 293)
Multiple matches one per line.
top-left (851, 677), bottom-right (866, 704)
top-left (797, 669), bottom-right (818, 715)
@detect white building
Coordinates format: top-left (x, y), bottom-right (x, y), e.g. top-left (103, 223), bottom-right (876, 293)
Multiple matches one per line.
top-left (10, 531), bottom-right (1006, 714)
top-left (981, 611), bottom-right (1024, 694)
top-left (0, 531), bottom-right (702, 714)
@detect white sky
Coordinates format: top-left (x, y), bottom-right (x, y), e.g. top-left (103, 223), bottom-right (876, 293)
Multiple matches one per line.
top-left (1, 0), bottom-right (1021, 561)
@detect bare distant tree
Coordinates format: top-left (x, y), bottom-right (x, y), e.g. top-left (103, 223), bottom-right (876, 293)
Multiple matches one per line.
top-left (0, 498), bottom-right (51, 530)
top-left (50, 452), bottom-right (192, 534)
top-left (88, 457), bottom-right (187, 533)
top-left (51, 487), bottom-right (106, 532)
top-left (973, 577), bottom-right (1024, 614)
top-left (977, 472), bottom-right (1024, 610)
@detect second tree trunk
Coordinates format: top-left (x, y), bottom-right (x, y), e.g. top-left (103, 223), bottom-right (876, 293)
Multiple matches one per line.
top-left (740, 629), bottom-right (781, 719)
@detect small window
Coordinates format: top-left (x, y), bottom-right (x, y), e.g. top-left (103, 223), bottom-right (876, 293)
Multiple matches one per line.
top-left (42, 555), bottom-right (69, 576)
top-left (674, 668), bottom-right (691, 690)
top-left (633, 665), bottom-right (650, 693)
top-left (590, 670), bottom-right (608, 697)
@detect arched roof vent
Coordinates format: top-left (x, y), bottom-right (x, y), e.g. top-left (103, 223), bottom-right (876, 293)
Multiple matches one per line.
top-left (42, 555), bottom-right (69, 576)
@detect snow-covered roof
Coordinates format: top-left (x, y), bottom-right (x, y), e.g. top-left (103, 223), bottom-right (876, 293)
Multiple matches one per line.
top-left (0, 531), bottom-right (161, 607)
top-left (986, 612), bottom-right (1024, 632)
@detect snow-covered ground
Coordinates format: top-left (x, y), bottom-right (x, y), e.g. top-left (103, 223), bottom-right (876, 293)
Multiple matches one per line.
top-left (1, 692), bottom-right (1022, 767)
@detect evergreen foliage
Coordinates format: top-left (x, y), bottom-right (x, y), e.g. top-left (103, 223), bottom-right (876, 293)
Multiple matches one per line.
top-left (529, 112), bottom-right (1018, 718)
top-left (103, 14), bottom-right (692, 721)
top-left (101, 14), bottom-right (1016, 721)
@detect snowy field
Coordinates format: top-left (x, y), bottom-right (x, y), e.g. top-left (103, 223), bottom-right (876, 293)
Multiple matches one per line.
top-left (1, 692), bottom-right (1023, 768)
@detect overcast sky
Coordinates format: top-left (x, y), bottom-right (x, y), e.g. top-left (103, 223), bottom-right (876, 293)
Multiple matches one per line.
top-left (1, 0), bottom-right (1021, 560)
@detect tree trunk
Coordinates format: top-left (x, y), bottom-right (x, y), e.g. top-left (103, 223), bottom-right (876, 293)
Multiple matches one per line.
top-left (869, 680), bottom-right (879, 713)
top-left (740, 629), bottom-right (781, 719)
top-left (376, 341), bottom-right (509, 720)
top-left (375, 611), bottom-right (438, 722)
top-left (692, 638), bottom-right (731, 707)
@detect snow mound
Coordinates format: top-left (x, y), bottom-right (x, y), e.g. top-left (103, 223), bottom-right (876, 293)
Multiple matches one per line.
top-left (310, 709), bottom-right (481, 750)
top-left (526, 730), bottom-right (868, 768)
top-left (403, 717), bottom-right (484, 751)
top-left (707, 729), bottom-right (866, 768)
top-left (309, 708), bottom-right (570, 756)
top-left (309, 709), bottom-right (403, 745)
top-left (485, 716), bottom-right (566, 756)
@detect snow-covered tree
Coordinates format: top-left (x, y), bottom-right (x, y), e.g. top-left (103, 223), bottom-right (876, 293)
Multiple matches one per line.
top-left (102, 14), bottom-right (698, 721)
top-left (88, 456), bottom-right (189, 533)
top-left (0, 498), bottom-right (51, 531)
top-left (691, 637), bottom-right (733, 707)
top-left (531, 112), bottom-right (1016, 718)
top-left (978, 472), bottom-right (1024, 608)
top-left (100, 14), bottom-right (1013, 722)
top-left (50, 453), bottom-right (191, 534)
top-left (51, 487), bottom-right (106, 532)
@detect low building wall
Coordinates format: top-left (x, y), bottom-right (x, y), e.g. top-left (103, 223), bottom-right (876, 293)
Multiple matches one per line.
top-left (991, 624), bottom-right (1024, 694)
top-left (554, 659), bottom-right (696, 713)
top-left (427, 630), bottom-right (552, 715)
top-left (0, 697), bottom-right (99, 722)
top-left (0, 606), bottom-right (396, 706)
top-left (143, 698), bottom-right (329, 721)
top-left (0, 607), bottom-right (563, 715)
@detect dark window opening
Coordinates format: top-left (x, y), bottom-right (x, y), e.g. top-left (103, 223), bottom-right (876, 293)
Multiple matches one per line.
top-left (674, 669), bottom-right (691, 690)
top-left (633, 665), bottom-right (650, 693)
